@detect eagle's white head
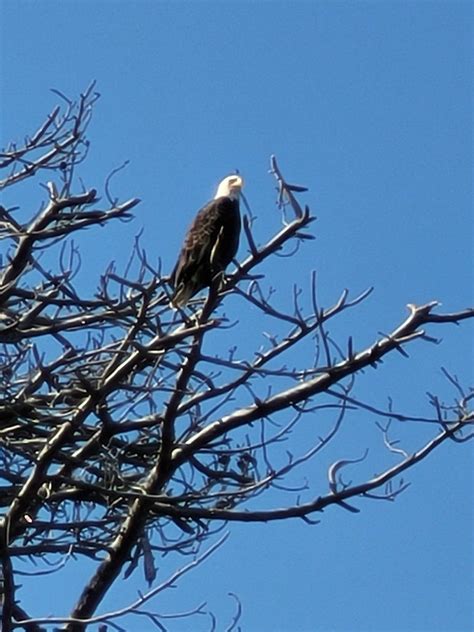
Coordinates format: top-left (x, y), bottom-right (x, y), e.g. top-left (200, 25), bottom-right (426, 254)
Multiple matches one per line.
top-left (214, 174), bottom-right (244, 201)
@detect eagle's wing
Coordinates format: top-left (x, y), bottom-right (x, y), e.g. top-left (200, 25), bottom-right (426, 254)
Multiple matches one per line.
top-left (171, 198), bottom-right (240, 307)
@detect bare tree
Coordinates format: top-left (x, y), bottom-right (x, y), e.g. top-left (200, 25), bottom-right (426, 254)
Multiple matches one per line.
top-left (0, 85), bottom-right (472, 631)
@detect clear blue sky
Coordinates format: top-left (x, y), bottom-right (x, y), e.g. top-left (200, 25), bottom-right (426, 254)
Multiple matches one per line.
top-left (1, 1), bottom-right (473, 631)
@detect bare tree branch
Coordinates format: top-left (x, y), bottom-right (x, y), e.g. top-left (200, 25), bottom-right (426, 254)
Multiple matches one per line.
top-left (0, 88), bottom-right (472, 631)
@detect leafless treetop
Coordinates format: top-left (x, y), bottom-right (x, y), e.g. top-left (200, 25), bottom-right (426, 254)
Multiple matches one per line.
top-left (0, 85), bottom-right (472, 631)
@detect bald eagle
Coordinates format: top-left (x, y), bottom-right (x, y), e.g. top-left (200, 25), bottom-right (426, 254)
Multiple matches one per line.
top-left (170, 175), bottom-right (244, 308)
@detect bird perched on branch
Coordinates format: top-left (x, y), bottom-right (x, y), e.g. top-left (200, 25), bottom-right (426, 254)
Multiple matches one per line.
top-left (170, 174), bottom-right (244, 308)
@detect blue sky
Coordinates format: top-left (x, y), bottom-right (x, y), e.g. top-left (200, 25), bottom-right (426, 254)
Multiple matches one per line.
top-left (1, 1), bottom-right (473, 631)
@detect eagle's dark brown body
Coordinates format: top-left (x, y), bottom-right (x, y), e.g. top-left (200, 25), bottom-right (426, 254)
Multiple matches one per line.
top-left (170, 195), bottom-right (241, 308)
